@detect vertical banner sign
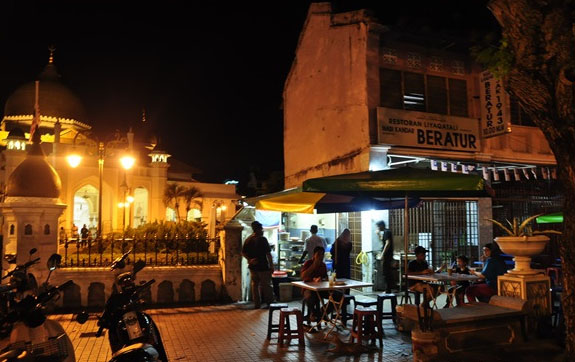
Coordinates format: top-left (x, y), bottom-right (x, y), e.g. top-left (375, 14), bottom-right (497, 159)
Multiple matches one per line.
top-left (480, 70), bottom-right (511, 138)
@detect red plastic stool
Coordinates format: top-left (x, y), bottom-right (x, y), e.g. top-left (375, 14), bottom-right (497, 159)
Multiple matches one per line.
top-left (350, 306), bottom-right (383, 348)
top-left (278, 308), bottom-right (305, 347)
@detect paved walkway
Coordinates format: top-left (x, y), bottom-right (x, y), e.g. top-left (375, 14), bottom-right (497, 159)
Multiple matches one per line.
top-left (52, 299), bottom-right (414, 362)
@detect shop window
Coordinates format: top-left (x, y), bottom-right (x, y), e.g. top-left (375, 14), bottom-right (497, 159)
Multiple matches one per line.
top-left (509, 95), bottom-right (535, 126)
top-left (24, 224), bottom-right (32, 235)
top-left (9, 225), bottom-right (14, 235)
top-left (44, 224), bottom-right (50, 235)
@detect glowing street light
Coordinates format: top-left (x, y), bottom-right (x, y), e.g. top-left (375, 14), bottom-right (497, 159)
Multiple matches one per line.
top-left (67, 132), bottom-right (135, 237)
top-left (67, 154), bottom-right (82, 168)
top-left (120, 155), bottom-right (135, 170)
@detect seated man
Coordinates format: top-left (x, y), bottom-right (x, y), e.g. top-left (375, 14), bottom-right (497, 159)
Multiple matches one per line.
top-left (301, 246), bottom-right (333, 322)
top-left (407, 246), bottom-right (437, 306)
top-left (467, 243), bottom-right (506, 303)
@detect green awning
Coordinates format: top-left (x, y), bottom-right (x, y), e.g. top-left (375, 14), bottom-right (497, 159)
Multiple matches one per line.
top-left (302, 167), bottom-right (492, 197)
top-left (245, 187), bottom-right (420, 214)
top-left (536, 212), bottom-right (563, 224)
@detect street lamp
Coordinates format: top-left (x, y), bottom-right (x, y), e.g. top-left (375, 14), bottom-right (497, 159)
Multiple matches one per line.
top-left (67, 132), bottom-right (136, 238)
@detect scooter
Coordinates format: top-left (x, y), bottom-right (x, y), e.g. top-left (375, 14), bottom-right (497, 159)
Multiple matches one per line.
top-left (0, 253), bottom-right (75, 362)
top-left (77, 250), bottom-right (168, 362)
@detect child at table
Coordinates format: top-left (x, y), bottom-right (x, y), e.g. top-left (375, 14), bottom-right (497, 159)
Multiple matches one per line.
top-left (444, 255), bottom-right (471, 307)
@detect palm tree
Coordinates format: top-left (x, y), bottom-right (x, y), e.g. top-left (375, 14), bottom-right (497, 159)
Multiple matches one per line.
top-left (163, 184), bottom-right (186, 222)
top-left (182, 186), bottom-right (203, 221)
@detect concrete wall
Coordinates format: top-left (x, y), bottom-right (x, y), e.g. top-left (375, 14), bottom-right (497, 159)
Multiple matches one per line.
top-left (52, 265), bottom-right (223, 309)
top-left (284, 3), bottom-right (372, 188)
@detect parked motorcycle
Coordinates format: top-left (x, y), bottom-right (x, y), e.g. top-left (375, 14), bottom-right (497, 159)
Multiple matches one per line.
top-left (0, 253), bottom-right (75, 362)
top-left (77, 250), bottom-right (168, 362)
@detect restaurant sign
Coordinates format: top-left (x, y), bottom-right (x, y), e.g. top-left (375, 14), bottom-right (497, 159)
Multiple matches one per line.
top-left (479, 70), bottom-right (511, 138)
top-left (377, 107), bottom-right (480, 152)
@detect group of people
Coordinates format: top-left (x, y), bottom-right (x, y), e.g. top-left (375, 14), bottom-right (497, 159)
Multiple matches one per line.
top-left (407, 242), bottom-right (507, 307)
top-left (58, 224), bottom-right (93, 247)
top-left (241, 220), bottom-right (395, 312)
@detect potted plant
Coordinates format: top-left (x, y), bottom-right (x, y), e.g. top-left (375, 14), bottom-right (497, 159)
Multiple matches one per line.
top-left (488, 214), bottom-right (561, 276)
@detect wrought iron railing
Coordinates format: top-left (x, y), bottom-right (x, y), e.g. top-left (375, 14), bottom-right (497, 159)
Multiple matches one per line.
top-left (60, 235), bottom-right (220, 268)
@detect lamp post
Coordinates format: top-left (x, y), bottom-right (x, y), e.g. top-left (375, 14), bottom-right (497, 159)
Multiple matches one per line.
top-left (67, 133), bottom-right (135, 238)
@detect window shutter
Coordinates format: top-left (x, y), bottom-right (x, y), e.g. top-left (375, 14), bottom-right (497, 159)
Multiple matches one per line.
top-left (379, 69), bottom-right (403, 109)
top-left (448, 78), bottom-right (468, 116)
top-left (427, 76), bottom-right (447, 115)
top-left (403, 72), bottom-right (425, 111)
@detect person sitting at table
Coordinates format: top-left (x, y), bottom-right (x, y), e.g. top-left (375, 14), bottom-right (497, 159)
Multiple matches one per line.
top-left (466, 243), bottom-right (506, 303)
top-left (407, 246), bottom-right (436, 306)
top-left (444, 255), bottom-right (471, 307)
top-left (301, 246), bottom-right (338, 323)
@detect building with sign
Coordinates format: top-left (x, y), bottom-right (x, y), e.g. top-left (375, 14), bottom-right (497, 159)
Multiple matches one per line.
top-left (277, 3), bottom-right (561, 282)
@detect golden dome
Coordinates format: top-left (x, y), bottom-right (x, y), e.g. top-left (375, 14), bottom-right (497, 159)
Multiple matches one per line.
top-left (6, 143), bottom-right (61, 198)
top-left (3, 62), bottom-right (87, 126)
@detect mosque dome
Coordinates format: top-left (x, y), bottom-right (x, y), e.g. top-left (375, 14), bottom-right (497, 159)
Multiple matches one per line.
top-left (3, 60), bottom-right (87, 126)
top-left (6, 143), bottom-right (62, 198)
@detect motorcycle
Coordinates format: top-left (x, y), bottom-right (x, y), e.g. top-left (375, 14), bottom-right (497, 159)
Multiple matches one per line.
top-left (77, 250), bottom-right (168, 362)
top-left (0, 253), bottom-right (75, 362)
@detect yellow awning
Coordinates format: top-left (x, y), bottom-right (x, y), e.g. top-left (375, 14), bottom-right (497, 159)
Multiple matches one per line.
top-left (255, 190), bottom-right (326, 214)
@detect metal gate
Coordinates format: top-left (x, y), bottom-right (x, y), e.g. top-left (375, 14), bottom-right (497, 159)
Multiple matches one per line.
top-left (389, 200), bottom-right (480, 268)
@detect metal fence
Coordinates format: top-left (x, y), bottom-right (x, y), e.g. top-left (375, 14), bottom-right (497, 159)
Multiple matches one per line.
top-left (60, 235), bottom-right (220, 268)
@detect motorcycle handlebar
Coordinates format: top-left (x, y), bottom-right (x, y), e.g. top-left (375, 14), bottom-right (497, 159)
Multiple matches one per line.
top-left (1, 258), bottom-right (41, 280)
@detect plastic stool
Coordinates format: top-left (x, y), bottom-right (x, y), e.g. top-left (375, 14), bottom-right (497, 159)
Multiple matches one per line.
top-left (377, 292), bottom-right (398, 325)
top-left (267, 303), bottom-right (289, 340)
top-left (349, 306), bottom-right (383, 348)
top-left (278, 308), bottom-right (305, 347)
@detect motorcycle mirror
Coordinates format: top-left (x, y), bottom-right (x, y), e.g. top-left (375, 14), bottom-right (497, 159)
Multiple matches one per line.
top-left (29, 248), bottom-right (37, 256)
top-left (132, 260), bottom-right (146, 275)
top-left (47, 254), bottom-right (62, 271)
top-left (4, 254), bottom-right (17, 264)
top-left (76, 311), bottom-right (89, 325)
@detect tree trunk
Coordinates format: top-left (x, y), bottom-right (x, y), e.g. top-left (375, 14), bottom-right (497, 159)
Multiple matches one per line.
top-left (488, 0), bottom-right (575, 356)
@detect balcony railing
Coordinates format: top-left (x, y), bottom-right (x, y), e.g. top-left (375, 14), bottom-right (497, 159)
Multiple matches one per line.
top-left (60, 235), bottom-right (220, 268)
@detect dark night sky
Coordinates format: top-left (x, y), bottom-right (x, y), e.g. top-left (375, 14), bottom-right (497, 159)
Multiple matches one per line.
top-left (0, 1), bottom-right (495, 187)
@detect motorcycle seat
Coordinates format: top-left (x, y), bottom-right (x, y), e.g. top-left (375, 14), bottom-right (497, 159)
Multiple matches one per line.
top-left (112, 343), bottom-right (159, 361)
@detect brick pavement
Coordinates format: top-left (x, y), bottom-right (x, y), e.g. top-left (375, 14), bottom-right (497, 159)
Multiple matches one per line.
top-left (52, 298), bottom-right (414, 362)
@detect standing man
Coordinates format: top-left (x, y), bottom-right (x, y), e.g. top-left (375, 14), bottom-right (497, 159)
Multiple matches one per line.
top-left (300, 225), bottom-right (327, 262)
top-left (242, 221), bottom-right (274, 309)
top-left (377, 221), bottom-right (394, 293)
top-left (80, 224), bottom-right (89, 248)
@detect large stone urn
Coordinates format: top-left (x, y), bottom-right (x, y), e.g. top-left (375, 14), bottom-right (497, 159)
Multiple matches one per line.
top-left (495, 235), bottom-right (551, 319)
top-left (494, 235), bottom-right (550, 276)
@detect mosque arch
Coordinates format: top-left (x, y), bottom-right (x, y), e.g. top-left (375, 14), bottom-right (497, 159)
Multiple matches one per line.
top-left (187, 208), bottom-right (202, 222)
top-left (166, 207), bottom-right (177, 222)
top-left (73, 184), bottom-right (98, 232)
top-left (133, 187), bottom-right (149, 228)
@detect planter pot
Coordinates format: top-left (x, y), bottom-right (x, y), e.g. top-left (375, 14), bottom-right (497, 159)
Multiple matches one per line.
top-left (495, 235), bottom-right (550, 276)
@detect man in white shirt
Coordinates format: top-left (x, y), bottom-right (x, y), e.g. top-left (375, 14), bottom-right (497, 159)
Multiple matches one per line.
top-left (301, 225), bottom-right (327, 261)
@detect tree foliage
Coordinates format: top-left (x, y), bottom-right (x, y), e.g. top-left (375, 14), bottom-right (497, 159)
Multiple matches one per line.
top-left (483, 0), bottom-right (575, 356)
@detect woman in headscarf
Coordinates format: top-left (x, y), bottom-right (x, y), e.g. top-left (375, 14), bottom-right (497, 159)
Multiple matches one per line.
top-left (330, 229), bottom-right (353, 279)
